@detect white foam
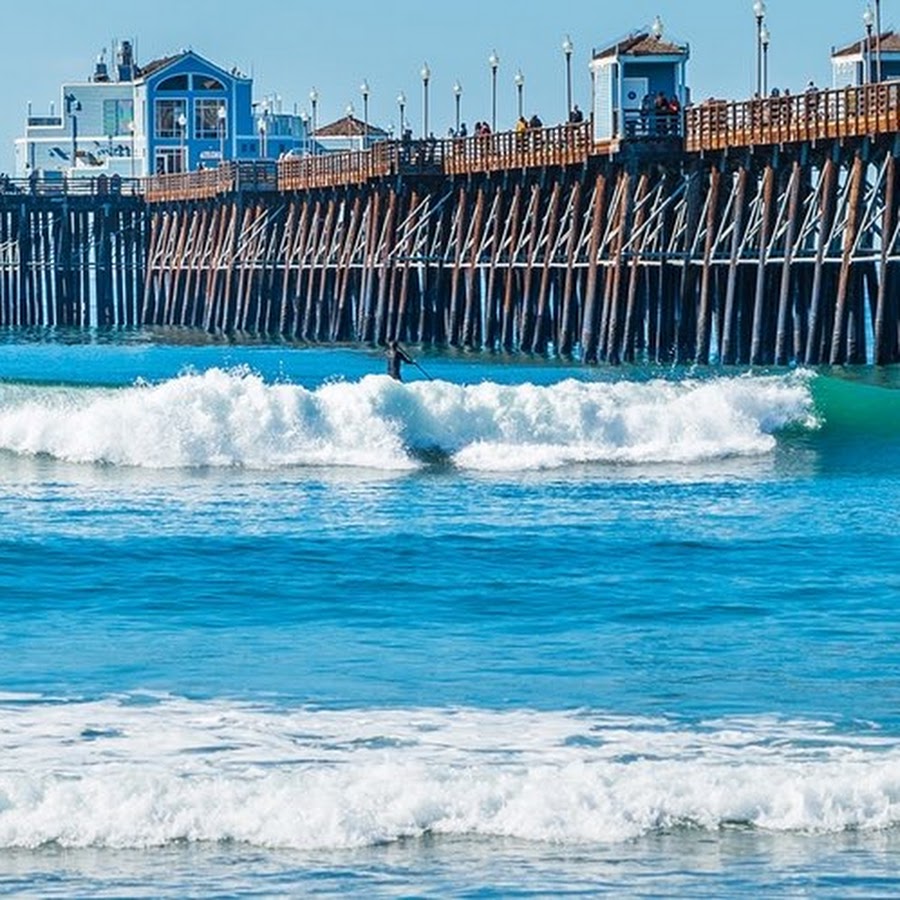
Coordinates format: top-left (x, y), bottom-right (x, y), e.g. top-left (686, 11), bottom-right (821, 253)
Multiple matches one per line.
top-left (0, 369), bottom-right (817, 471)
top-left (0, 697), bottom-right (896, 850)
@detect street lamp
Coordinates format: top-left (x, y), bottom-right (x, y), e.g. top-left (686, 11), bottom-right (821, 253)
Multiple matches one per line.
top-left (127, 120), bottom-right (136, 178)
top-left (65, 93), bottom-right (81, 170)
top-left (421, 62), bottom-right (431, 137)
top-left (397, 90), bottom-right (407, 137)
top-left (752, 0), bottom-right (766, 97)
top-left (562, 35), bottom-right (574, 119)
top-left (488, 49), bottom-right (500, 131)
top-left (453, 80), bottom-right (462, 134)
top-left (309, 87), bottom-right (319, 141)
top-left (864, 5), bottom-right (875, 83)
top-left (176, 111), bottom-right (187, 172)
top-left (360, 79), bottom-right (370, 148)
top-left (875, 0), bottom-right (883, 81)
top-left (257, 115), bottom-right (268, 159)
top-left (217, 104), bottom-right (227, 162)
top-left (760, 25), bottom-right (770, 96)
top-left (514, 70), bottom-right (525, 119)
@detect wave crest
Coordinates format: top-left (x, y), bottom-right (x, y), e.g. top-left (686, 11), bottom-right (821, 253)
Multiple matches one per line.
top-left (0, 698), bottom-right (896, 850)
top-left (0, 369), bottom-right (817, 471)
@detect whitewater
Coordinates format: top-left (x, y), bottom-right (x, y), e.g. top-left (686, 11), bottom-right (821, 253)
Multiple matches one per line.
top-left (0, 366), bottom-right (816, 470)
top-left (2, 337), bottom-right (899, 898)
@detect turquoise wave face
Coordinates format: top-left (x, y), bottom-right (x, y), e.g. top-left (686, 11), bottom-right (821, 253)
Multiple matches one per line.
top-left (810, 371), bottom-right (900, 441)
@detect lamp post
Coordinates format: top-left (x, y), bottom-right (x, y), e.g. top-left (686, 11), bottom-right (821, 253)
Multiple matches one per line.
top-left (760, 25), bottom-right (770, 96)
top-left (514, 70), bottom-right (525, 120)
top-left (421, 62), bottom-right (431, 137)
top-left (488, 49), bottom-right (500, 131)
top-left (453, 80), bottom-right (462, 134)
top-left (127, 119), bottom-right (135, 178)
top-left (864, 5), bottom-right (875, 83)
top-left (217, 104), bottom-right (227, 162)
top-left (875, 0), bottom-right (883, 81)
top-left (65, 93), bottom-right (81, 170)
top-left (397, 90), bottom-right (407, 137)
top-left (176, 111), bottom-right (187, 172)
top-left (300, 111), bottom-right (310, 154)
top-left (257, 115), bottom-right (268, 159)
top-left (752, 0), bottom-right (766, 97)
top-left (562, 35), bottom-right (574, 118)
top-left (309, 87), bottom-right (319, 153)
top-left (360, 79), bottom-right (370, 148)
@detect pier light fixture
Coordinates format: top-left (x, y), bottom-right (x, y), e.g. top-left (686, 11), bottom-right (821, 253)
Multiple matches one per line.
top-left (562, 35), bottom-right (574, 118)
top-left (217, 104), bottom-right (227, 162)
top-left (760, 24), bottom-right (770, 96)
top-left (453, 80), bottom-right (463, 134)
top-left (176, 111), bottom-right (187, 172)
top-left (752, 0), bottom-right (767, 97)
top-left (421, 63), bottom-right (431, 138)
top-left (360, 79), bottom-right (370, 146)
top-left (514, 70), bottom-right (525, 119)
top-left (309, 87), bottom-right (319, 138)
top-left (127, 120), bottom-right (135, 177)
top-left (488, 49), bottom-right (500, 131)
top-left (65, 93), bottom-right (81, 170)
top-left (875, 0), bottom-right (883, 82)
top-left (257, 115), bottom-right (268, 159)
top-left (864, 5), bottom-right (875, 83)
top-left (397, 90), bottom-right (407, 137)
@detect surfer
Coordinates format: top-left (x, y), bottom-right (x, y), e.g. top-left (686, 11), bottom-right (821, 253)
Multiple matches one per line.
top-left (386, 340), bottom-right (413, 381)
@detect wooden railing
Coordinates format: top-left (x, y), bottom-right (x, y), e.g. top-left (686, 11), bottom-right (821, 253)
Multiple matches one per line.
top-left (0, 174), bottom-right (143, 198)
top-left (144, 161), bottom-right (278, 202)
top-left (685, 81), bottom-right (900, 152)
top-left (279, 142), bottom-right (397, 190)
top-left (443, 123), bottom-right (592, 175)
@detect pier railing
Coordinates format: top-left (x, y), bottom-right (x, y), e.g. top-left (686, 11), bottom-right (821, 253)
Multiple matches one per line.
top-left (0, 174), bottom-right (143, 198)
top-left (137, 82), bottom-right (900, 203)
top-left (686, 81), bottom-right (900, 152)
top-left (443, 122), bottom-right (592, 174)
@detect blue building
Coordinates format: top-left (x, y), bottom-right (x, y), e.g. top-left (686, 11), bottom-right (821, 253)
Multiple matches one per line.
top-left (14, 42), bottom-right (308, 178)
top-left (590, 20), bottom-right (690, 144)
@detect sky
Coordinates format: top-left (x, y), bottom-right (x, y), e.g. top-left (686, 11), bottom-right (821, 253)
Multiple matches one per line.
top-left (0, 0), bottom-right (884, 172)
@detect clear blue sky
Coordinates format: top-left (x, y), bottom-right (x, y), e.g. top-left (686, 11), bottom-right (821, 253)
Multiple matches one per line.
top-left (0, 1), bottom-right (881, 171)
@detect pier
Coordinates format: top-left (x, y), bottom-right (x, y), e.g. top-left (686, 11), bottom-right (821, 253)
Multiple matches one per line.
top-left (4, 79), bottom-right (900, 363)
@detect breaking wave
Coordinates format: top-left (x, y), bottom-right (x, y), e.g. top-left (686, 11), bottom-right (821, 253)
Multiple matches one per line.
top-left (0, 696), bottom-right (897, 850)
top-left (0, 368), bottom-right (817, 471)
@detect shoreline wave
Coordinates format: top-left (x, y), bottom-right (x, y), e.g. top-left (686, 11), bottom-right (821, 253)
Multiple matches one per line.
top-left (0, 696), bottom-right (897, 851)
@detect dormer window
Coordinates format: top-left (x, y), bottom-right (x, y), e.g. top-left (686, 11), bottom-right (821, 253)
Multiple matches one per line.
top-left (194, 75), bottom-right (225, 91)
top-left (158, 74), bottom-right (189, 91)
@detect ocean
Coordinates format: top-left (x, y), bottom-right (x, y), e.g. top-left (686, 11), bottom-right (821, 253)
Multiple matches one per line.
top-left (1, 331), bottom-right (899, 897)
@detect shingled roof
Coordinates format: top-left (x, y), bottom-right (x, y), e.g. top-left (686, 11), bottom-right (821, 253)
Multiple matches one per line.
top-left (594, 31), bottom-right (688, 59)
top-left (315, 115), bottom-right (389, 138)
top-left (833, 30), bottom-right (900, 57)
top-left (136, 53), bottom-right (185, 79)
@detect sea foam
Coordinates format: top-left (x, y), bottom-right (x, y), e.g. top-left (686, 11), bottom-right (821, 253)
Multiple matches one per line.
top-left (0, 697), bottom-right (896, 850)
top-left (0, 369), bottom-right (816, 471)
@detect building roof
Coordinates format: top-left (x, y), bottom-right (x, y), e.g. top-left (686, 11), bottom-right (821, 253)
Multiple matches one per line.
top-left (833, 30), bottom-right (900, 58)
top-left (594, 30), bottom-right (688, 60)
top-left (315, 115), bottom-right (389, 138)
top-left (137, 53), bottom-right (185, 79)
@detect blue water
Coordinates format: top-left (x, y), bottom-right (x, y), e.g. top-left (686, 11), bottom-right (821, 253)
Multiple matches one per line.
top-left (1, 331), bottom-right (899, 897)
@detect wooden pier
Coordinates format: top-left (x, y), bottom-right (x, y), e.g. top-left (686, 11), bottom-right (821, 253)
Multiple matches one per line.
top-left (0, 178), bottom-right (144, 328)
top-left (5, 80), bottom-right (900, 364)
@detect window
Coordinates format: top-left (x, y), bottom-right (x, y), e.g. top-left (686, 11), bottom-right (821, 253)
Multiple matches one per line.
top-left (195, 100), bottom-right (226, 139)
top-left (103, 99), bottom-right (134, 137)
top-left (155, 99), bottom-right (187, 138)
top-left (194, 75), bottom-right (225, 91)
top-left (158, 74), bottom-right (189, 91)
